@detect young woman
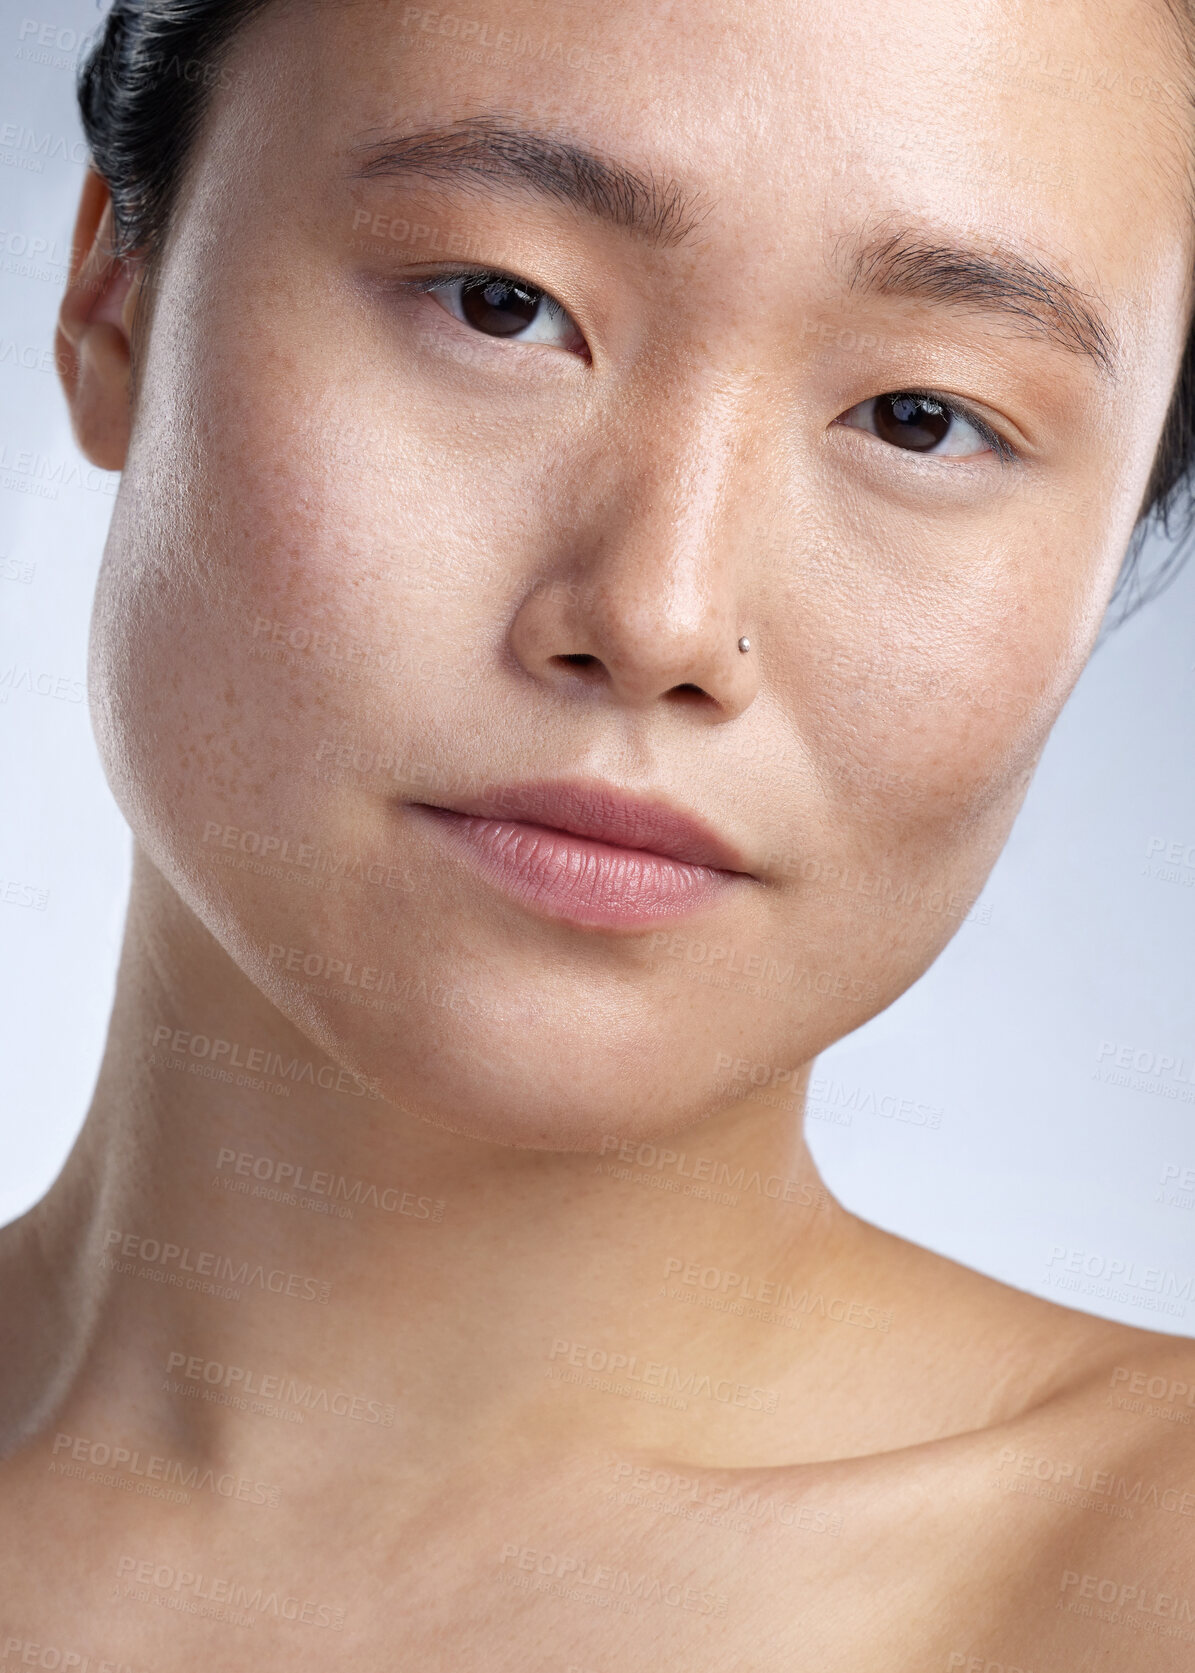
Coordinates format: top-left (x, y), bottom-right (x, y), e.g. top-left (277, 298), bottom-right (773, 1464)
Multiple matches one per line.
top-left (2, 0), bottom-right (1194, 1664)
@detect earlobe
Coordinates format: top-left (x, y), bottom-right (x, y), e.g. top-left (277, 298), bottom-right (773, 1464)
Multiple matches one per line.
top-left (56, 168), bottom-right (145, 474)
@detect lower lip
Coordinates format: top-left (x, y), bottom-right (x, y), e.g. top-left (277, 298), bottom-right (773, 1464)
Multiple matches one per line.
top-left (412, 806), bottom-right (738, 928)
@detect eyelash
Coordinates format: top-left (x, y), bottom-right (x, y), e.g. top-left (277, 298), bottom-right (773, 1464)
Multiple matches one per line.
top-left (409, 264), bottom-right (530, 295)
top-left (405, 267), bottom-right (1019, 464)
top-left (407, 263), bottom-right (587, 342)
top-left (860, 387), bottom-right (1019, 465)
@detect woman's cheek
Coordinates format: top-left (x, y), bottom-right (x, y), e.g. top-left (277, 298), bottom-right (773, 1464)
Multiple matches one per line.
top-left (825, 499), bottom-right (1121, 810)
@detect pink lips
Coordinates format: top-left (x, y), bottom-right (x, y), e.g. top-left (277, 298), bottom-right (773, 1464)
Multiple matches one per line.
top-left (410, 781), bottom-right (752, 928)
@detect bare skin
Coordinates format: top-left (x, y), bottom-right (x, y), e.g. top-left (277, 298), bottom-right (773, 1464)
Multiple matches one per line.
top-left (2, 0), bottom-right (1195, 1666)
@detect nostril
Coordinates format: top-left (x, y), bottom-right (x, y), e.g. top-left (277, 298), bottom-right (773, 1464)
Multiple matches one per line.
top-left (656, 679), bottom-right (712, 706)
top-left (554, 653), bottom-right (603, 671)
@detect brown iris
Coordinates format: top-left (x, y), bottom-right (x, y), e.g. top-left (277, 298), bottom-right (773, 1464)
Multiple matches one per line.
top-left (873, 394), bottom-right (951, 451)
top-left (460, 276), bottom-right (542, 337)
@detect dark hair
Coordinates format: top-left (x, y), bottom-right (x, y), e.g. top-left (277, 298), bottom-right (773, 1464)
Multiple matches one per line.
top-left (77, 0), bottom-right (270, 263)
top-left (76, 0), bottom-right (1195, 624)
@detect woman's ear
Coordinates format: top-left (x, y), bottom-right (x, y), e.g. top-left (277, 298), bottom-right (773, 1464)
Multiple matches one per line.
top-left (56, 168), bottom-right (146, 473)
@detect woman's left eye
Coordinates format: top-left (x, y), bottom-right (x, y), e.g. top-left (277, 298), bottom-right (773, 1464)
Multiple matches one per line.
top-left (417, 270), bottom-right (588, 355)
top-left (836, 392), bottom-right (1011, 460)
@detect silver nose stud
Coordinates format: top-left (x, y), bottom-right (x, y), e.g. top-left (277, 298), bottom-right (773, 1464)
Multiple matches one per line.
top-left (738, 636), bottom-right (751, 654)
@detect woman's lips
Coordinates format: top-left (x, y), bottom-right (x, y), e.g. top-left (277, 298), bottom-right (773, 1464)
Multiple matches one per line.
top-left (409, 782), bottom-right (752, 929)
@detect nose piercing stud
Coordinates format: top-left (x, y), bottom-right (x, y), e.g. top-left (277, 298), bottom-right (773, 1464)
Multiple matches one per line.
top-left (738, 636), bottom-right (751, 653)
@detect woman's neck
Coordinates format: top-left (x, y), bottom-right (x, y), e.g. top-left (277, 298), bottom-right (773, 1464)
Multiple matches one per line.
top-left (3, 848), bottom-right (1100, 1496)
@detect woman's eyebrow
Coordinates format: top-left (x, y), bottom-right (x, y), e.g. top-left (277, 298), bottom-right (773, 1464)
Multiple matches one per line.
top-left (345, 118), bottom-right (1120, 380)
top-left (346, 113), bottom-right (709, 248)
top-left (840, 225), bottom-right (1121, 380)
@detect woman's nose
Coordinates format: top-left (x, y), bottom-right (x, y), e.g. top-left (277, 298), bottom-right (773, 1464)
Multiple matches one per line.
top-left (505, 384), bottom-right (770, 722)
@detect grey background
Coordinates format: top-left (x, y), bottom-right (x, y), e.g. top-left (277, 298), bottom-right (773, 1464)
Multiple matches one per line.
top-left (2, 0), bottom-right (1193, 1333)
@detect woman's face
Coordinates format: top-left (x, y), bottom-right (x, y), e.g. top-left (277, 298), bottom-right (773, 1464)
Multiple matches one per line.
top-left (87, 0), bottom-right (1194, 1146)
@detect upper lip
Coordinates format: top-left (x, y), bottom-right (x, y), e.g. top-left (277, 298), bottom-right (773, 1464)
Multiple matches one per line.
top-left (414, 780), bottom-right (753, 875)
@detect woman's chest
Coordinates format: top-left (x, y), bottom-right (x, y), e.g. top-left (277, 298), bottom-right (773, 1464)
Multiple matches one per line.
top-left (6, 1439), bottom-right (1187, 1673)
top-left (331, 1442), bottom-right (1194, 1673)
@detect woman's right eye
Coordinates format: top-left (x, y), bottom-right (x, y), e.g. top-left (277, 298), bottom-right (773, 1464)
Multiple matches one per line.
top-left (418, 270), bottom-right (588, 356)
top-left (835, 391), bottom-right (1014, 461)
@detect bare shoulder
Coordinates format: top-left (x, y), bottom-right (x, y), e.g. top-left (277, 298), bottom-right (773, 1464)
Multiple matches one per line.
top-left (1095, 1320), bottom-right (1195, 1423)
top-left (1057, 1312), bottom-right (1195, 1469)
top-left (1021, 1319), bottom-right (1195, 1667)
top-left (782, 1244), bottom-right (1195, 1670)
top-left (986, 1289), bottom-right (1195, 1490)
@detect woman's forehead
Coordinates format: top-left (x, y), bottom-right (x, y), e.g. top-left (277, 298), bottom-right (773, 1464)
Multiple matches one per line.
top-left (237, 1), bottom-right (1192, 242)
top-left (209, 0), bottom-right (1195, 356)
